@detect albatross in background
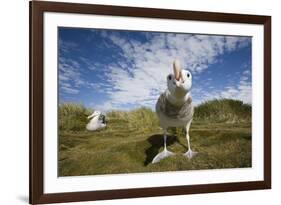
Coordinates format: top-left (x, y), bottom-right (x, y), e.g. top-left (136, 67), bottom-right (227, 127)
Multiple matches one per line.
top-left (152, 59), bottom-right (197, 163)
top-left (86, 111), bottom-right (106, 131)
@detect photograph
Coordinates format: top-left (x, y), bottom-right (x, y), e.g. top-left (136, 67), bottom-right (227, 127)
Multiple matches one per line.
top-left (58, 27), bottom-right (252, 176)
top-left (28, 2), bottom-right (272, 203)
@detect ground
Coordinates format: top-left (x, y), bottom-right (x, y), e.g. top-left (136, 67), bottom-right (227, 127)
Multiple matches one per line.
top-left (59, 120), bottom-right (251, 176)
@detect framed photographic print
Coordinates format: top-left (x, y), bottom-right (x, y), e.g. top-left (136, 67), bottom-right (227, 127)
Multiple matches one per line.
top-left (30, 1), bottom-right (271, 204)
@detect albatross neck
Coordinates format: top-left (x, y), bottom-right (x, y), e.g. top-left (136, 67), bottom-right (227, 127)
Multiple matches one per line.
top-left (165, 90), bottom-right (190, 106)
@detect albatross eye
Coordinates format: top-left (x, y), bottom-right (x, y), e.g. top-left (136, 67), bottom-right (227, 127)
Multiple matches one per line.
top-left (168, 75), bottom-right (172, 80)
top-left (187, 73), bottom-right (190, 78)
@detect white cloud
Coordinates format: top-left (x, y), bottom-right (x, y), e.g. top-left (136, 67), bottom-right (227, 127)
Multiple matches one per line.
top-left (240, 76), bottom-right (249, 81)
top-left (61, 86), bottom-right (79, 94)
top-left (79, 57), bottom-right (100, 71)
top-left (58, 32), bottom-right (251, 109)
top-left (196, 69), bottom-right (252, 105)
top-left (243, 69), bottom-right (251, 75)
top-left (94, 101), bottom-right (115, 112)
top-left (98, 32), bottom-right (251, 109)
top-left (59, 56), bottom-right (101, 95)
top-left (58, 38), bottom-right (104, 97)
top-left (59, 57), bottom-right (82, 94)
top-left (59, 39), bottom-right (79, 53)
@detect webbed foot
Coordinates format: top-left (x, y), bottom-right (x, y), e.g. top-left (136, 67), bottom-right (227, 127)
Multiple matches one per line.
top-left (152, 149), bottom-right (175, 164)
top-left (183, 149), bottom-right (198, 159)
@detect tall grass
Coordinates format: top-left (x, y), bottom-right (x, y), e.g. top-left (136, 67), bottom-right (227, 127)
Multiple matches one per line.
top-left (59, 103), bottom-right (92, 131)
top-left (170, 99), bottom-right (251, 136)
top-left (106, 107), bottom-right (159, 132)
top-left (59, 99), bottom-right (252, 176)
top-left (193, 99), bottom-right (251, 123)
top-left (58, 99), bottom-right (251, 132)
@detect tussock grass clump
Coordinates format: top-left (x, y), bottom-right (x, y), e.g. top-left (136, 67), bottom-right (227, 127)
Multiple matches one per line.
top-left (59, 103), bottom-right (92, 131)
top-left (59, 99), bottom-right (251, 133)
top-left (127, 107), bottom-right (159, 132)
top-left (106, 107), bottom-right (159, 132)
top-left (169, 99), bottom-right (251, 136)
top-left (193, 99), bottom-right (251, 123)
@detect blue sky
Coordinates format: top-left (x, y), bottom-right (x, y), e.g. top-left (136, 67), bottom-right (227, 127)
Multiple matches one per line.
top-left (58, 27), bottom-right (252, 111)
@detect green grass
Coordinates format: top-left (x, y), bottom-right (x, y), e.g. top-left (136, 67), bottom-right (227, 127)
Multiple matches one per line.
top-left (59, 103), bottom-right (93, 132)
top-left (58, 99), bottom-right (252, 176)
top-left (193, 98), bottom-right (251, 123)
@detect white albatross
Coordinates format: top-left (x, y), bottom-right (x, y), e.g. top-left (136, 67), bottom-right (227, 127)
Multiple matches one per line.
top-left (152, 59), bottom-right (198, 163)
top-left (86, 111), bottom-right (106, 131)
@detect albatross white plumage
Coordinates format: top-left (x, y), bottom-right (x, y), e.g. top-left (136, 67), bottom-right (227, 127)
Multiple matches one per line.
top-left (86, 111), bottom-right (106, 131)
top-left (152, 59), bottom-right (197, 163)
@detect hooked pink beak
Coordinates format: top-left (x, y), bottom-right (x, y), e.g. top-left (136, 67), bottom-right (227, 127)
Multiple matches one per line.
top-left (173, 59), bottom-right (184, 83)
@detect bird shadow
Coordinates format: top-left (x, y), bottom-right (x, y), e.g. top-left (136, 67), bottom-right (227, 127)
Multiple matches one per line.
top-left (144, 134), bottom-right (187, 165)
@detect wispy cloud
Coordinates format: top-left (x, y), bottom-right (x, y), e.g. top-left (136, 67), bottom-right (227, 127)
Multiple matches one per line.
top-left (97, 31), bottom-right (251, 109)
top-left (58, 28), bottom-right (251, 110)
top-left (61, 86), bottom-right (79, 94)
top-left (79, 57), bottom-right (100, 71)
top-left (58, 51), bottom-right (100, 95)
top-left (59, 39), bottom-right (79, 53)
top-left (59, 57), bottom-right (82, 94)
top-left (196, 67), bottom-right (252, 105)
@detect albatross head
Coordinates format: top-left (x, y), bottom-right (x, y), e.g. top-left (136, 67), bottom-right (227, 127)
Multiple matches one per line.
top-left (87, 110), bottom-right (101, 119)
top-left (167, 59), bottom-right (192, 99)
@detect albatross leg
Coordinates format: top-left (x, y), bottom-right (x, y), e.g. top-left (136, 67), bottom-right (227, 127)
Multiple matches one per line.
top-left (183, 120), bottom-right (198, 159)
top-left (152, 129), bottom-right (174, 164)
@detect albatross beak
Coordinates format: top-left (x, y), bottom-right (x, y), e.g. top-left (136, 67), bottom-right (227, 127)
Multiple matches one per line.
top-left (173, 59), bottom-right (182, 82)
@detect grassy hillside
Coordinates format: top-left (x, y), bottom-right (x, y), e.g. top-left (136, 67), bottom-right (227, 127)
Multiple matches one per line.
top-left (193, 99), bottom-right (251, 123)
top-left (58, 99), bottom-right (251, 176)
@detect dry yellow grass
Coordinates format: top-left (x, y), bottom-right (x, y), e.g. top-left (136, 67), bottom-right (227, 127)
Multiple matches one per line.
top-left (58, 99), bottom-right (251, 176)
